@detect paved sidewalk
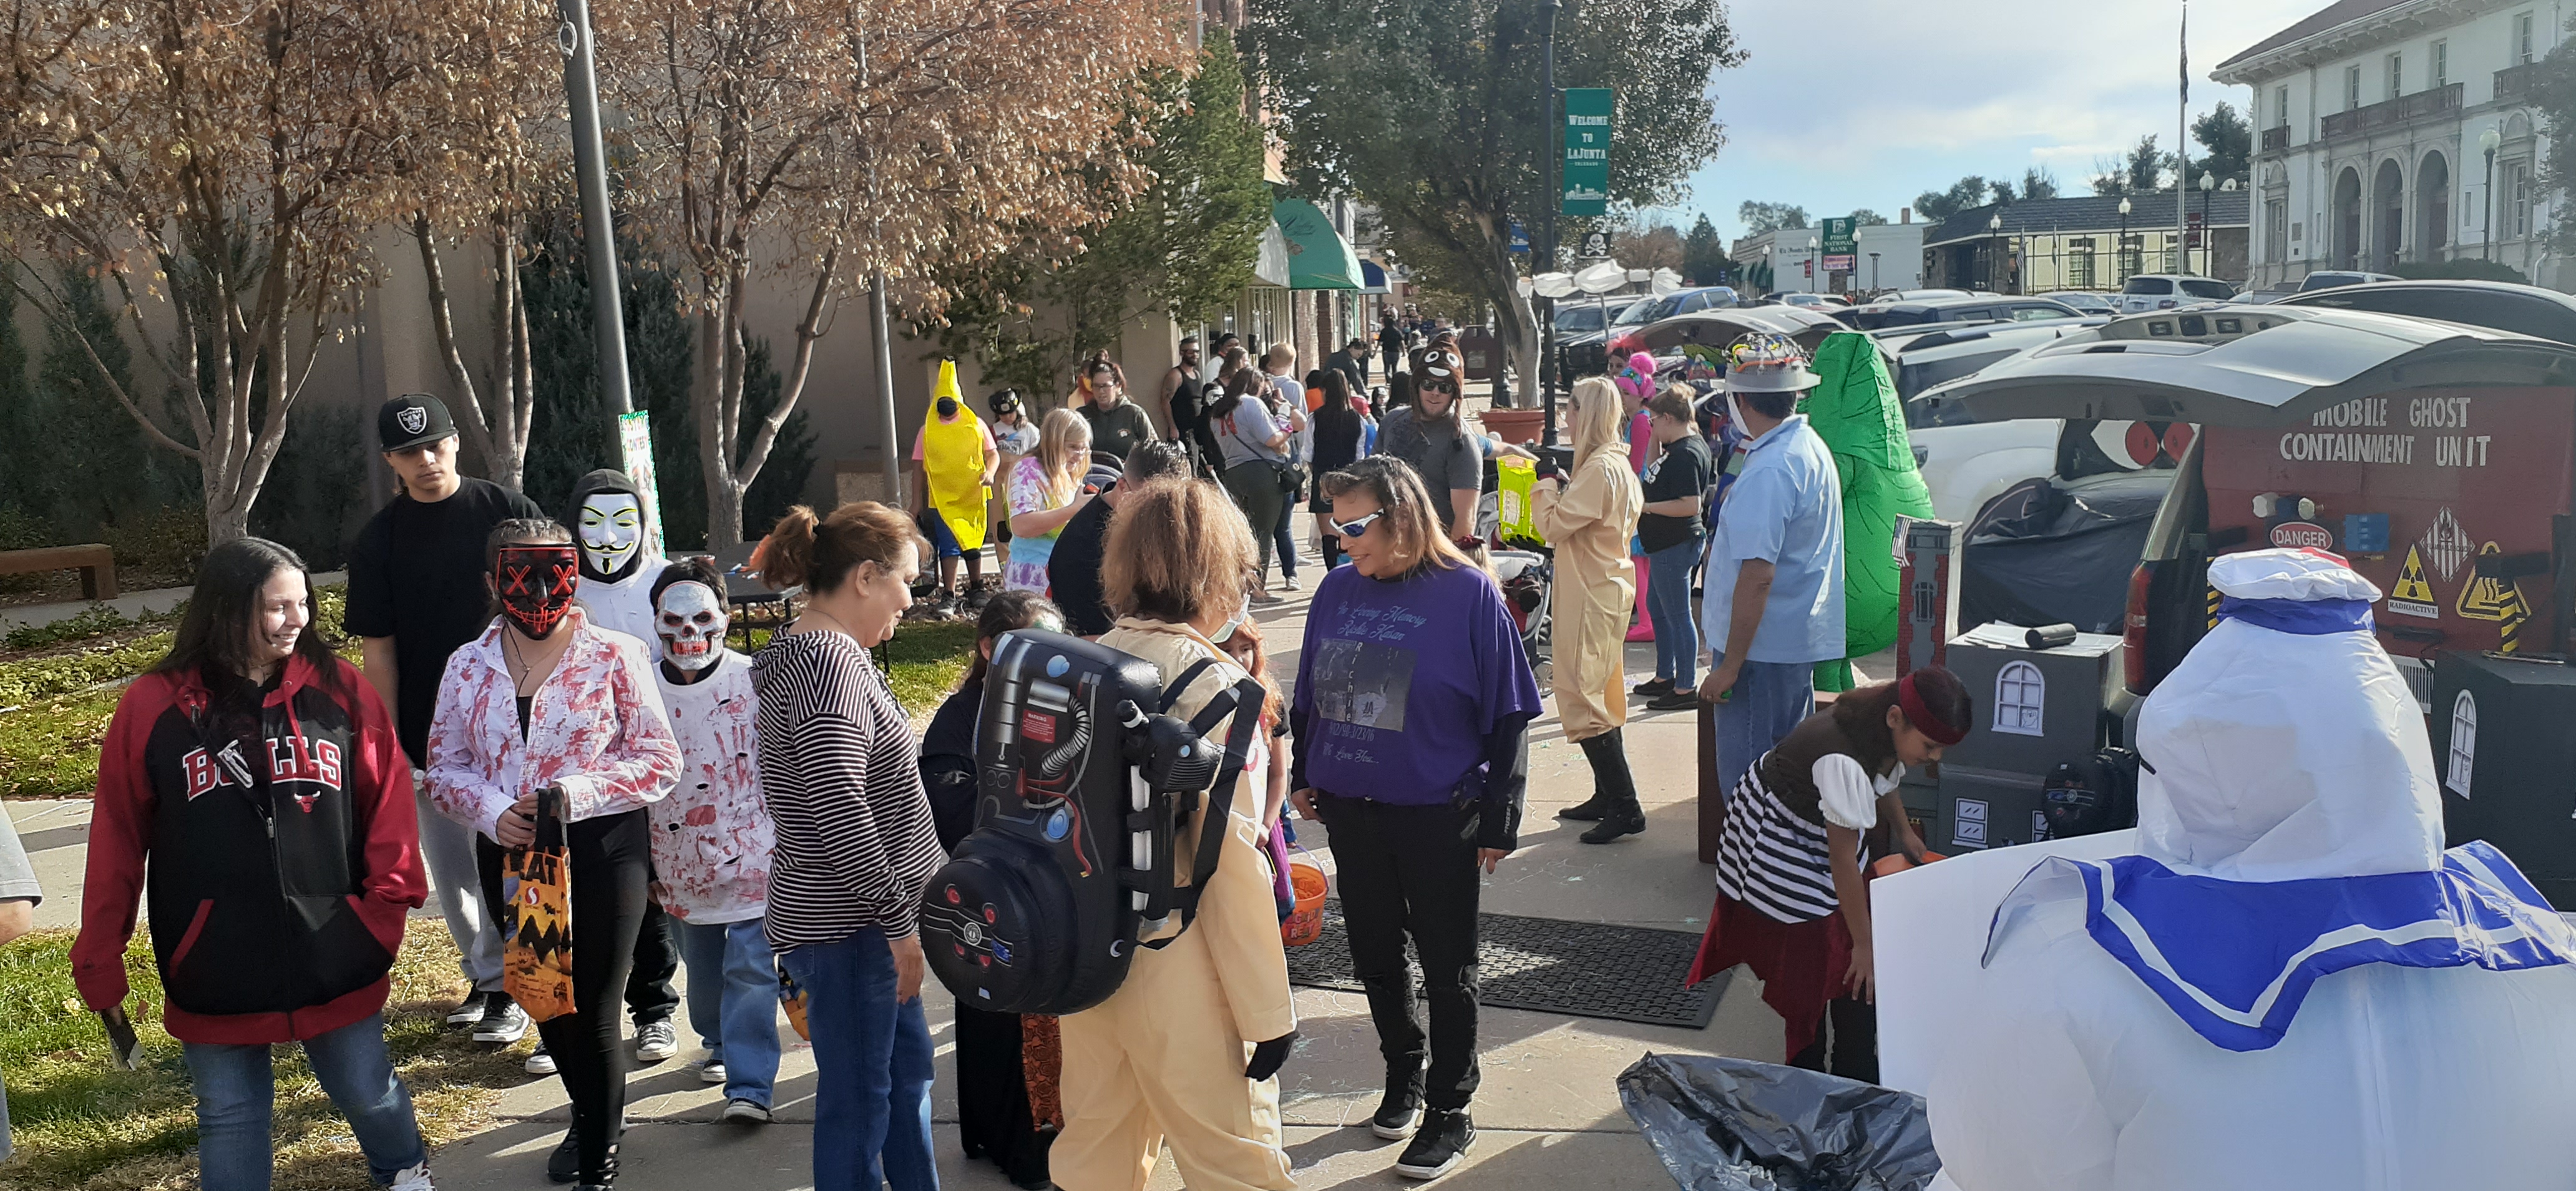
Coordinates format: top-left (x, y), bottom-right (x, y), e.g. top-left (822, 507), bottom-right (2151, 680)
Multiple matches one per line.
top-left (9, 533), bottom-right (1776, 1189)
top-left (0, 571), bottom-right (348, 634)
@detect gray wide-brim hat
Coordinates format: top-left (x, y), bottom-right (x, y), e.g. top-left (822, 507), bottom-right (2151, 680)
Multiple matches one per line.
top-left (1725, 361), bottom-right (1820, 393)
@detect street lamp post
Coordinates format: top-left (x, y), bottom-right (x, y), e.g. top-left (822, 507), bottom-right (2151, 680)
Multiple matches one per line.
top-left (2117, 197), bottom-right (2133, 285)
top-left (2481, 125), bottom-right (2504, 261)
top-left (1869, 251), bottom-right (1881, 290)
top-left (557, 0), bottom-right (633, 419)
top-left (1808, 235), bottom-right (1820, 293)
top-left (2198, 172), bottom-right (2215, 275)
top-left (1538, 0), bottom-right (1563, 436)
top-left (1988, 212), bottom-right (2004, 292)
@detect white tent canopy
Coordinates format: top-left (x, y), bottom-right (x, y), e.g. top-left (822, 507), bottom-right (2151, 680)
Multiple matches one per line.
top-left (1528, 260), bottom-right (1684, 300)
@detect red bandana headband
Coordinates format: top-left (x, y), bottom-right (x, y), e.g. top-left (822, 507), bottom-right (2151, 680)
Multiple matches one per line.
top-left (1898, 674), bottom-right (1967, 746)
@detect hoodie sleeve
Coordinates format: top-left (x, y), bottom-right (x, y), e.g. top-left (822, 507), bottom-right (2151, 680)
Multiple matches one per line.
top-left (72, 678), bottom-right (170, 1012)
top-left (342, 667), bottom-right (427, 957)
top-left (556, 634), bottom-right (681, 821)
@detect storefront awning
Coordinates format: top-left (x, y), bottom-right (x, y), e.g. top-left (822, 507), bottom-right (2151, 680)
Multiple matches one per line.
top-left (1359, 260), bottom-right (1390, 294)
top-left (1273, 197), bottom-right (1364, 291)
top-left (1252, 222), bottom-right (1292, 287)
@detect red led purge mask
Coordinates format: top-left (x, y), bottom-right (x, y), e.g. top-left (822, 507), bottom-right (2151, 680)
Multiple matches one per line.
top-left (495, 544), bottom-right (580, 639)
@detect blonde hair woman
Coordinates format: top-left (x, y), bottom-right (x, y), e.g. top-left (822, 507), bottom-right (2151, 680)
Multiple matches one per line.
top-left (1051, 479), bottom-right (1299, 1191)
top-left (1003, 408), bottom-right (1095, 594)
top-left (1534, 376), bottom-right (1647, 843)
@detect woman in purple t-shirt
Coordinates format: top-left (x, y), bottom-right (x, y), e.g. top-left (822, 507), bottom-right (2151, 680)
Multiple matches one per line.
top-left (1289, 456), bottom-right (1543, 1180)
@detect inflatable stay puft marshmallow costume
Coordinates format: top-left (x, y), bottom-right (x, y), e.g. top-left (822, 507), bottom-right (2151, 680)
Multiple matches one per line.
top-left (1924, 548), bottom-right (2576, 1191)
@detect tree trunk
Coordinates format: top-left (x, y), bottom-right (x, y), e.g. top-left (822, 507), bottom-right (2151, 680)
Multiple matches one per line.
top-left (206, 500), bottom-right (254, 545)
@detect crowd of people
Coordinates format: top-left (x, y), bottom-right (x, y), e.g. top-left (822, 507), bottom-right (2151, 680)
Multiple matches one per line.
top-left (9, 313), bottom-right (1968, 1191)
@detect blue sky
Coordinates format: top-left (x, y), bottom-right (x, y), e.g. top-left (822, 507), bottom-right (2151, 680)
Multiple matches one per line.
top-left (1642, 0), bottom-right (2325, 238)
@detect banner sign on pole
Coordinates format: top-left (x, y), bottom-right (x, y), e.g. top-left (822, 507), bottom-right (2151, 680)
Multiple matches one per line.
top-left (1562, 88), bottom-right (1612, 217)
top-left (616, 409), bottom-right (665, 557)
top-left (1821, 217), bottom-right (1858, 257)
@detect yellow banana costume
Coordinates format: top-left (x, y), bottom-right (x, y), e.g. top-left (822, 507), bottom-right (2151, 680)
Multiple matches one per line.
top-left (924, 361), bottom-right (991, 552)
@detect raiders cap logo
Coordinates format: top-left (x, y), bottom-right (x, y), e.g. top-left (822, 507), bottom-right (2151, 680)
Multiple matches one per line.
top-left (397, 404), bottom-right (428, 435)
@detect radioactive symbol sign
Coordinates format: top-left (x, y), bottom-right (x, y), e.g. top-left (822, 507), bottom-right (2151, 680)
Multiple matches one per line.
top-left (2386, 545), bottom-right (2440, 620)
top-left (2455, 541), bottom-right (2533, 650)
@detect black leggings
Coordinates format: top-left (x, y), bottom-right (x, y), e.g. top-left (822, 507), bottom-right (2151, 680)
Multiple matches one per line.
top-left (479, 810), bottom-right (653, 1181)
top-left (1314, 793), bottom-right (1483, 1112)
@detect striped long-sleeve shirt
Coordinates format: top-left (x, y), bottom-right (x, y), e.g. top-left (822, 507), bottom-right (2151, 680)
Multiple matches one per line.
top-left (751, 629), bottom-right (945, 954)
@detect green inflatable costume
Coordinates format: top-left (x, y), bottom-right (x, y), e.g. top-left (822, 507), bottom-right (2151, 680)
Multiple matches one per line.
top-left (1799, 330), bottom-right (1937, 692)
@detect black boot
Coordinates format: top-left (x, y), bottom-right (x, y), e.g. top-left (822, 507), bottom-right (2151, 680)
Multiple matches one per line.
top-left (1559, 727), bottom-right (1629, 821)
top-left (547, 1130), bottom-right (580, 1184)
top-left (1577, 729), bottom-right (1646, 843)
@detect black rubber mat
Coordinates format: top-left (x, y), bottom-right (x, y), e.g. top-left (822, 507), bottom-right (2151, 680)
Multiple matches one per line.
top-left (1284, 900), bottom-right (1727, 1029)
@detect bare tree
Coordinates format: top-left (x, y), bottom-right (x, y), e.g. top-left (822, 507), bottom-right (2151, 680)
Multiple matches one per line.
top-left (0, 0), bottom-right (495, 541)
top-left (598, 0), bottom-right (1191, 547)
top-left (403, 0), bottom-right (559, 491)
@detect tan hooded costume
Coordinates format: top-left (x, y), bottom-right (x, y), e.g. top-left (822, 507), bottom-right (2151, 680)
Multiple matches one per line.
top-left (1534, 376), bottom-right (1646, 743)
top-left (1050, 616), bottom-right (1298, 1191)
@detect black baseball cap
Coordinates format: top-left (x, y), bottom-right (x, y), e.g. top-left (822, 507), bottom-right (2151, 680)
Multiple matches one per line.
top-left (378, 394), bottom-right (457, 452)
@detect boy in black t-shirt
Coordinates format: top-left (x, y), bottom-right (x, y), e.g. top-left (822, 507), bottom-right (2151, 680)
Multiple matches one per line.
top-left (1634, 390), bottom-right (1716, 710)
top-left (344, 396), bottom-right (681, 1073)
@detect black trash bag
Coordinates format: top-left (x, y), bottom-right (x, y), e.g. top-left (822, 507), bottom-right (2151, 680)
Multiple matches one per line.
top-left (1958, 472), bottom-right (2171, 634)
top-left (1617, 1052), bottom-right (1940, 1191)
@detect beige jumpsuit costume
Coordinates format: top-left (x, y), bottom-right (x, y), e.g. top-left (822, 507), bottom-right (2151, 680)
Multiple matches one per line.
top-left (1050, 617), bottom-right (1299, 1191)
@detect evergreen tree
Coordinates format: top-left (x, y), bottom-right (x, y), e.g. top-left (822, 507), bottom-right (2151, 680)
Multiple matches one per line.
top-left (31, 266), bottom-right (183, 539)
top-left (1682, 214), bottom-right (1728, 285)
top-left (738, 336), bottom-right (817, 538)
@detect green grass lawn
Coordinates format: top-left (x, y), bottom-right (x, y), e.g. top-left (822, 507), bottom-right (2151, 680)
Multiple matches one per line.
top-left (1, 591), bottom-right (978, 797)
top-left (1, 921), bottom-right (534, 1191)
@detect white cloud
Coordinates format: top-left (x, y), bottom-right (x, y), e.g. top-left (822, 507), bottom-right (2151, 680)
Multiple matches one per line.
top-left (1652, 0), bottom-right (2325, 235)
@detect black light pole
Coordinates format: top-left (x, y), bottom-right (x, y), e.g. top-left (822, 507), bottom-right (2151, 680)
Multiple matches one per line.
top-left (2481, 126), bottom-right (2502, 260)
top-left (557, 0), bottom-right (632, 417)
top-left (1539, 0), bottom-right (1563, 444)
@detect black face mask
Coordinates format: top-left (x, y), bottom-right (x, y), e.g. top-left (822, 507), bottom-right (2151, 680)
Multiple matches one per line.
top-left (937, 396), bottom-right (959, 418)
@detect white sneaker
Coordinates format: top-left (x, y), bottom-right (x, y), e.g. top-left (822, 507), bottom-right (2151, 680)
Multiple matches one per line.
top-left (721, 1099), bottom-right (771, 1125)
top-left (472, 999), bottom-right (530, 1044)
top-left (635, 1019), bottom-right (678, 1063)
top-left (524, 1044), bottom-right (556, 1076)
top-left (695, 1057), bottom-right (728, 1085)
top-left (388, 1162), bottom-right (436, 1191)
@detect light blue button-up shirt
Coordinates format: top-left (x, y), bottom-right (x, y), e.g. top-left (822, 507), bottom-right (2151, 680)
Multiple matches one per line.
top-left (1700, 413), bottom-right (1845, 664)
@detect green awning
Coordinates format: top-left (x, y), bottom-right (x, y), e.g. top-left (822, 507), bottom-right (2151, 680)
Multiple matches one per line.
top-left (1272, 197), bottom-right (1363, 291)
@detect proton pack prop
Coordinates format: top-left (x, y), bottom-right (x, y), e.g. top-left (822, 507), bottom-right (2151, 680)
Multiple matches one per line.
top-left (921, 630), bottom-right (1266, 1017)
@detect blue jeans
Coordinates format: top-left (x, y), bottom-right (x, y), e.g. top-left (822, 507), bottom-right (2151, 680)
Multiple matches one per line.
top-left (674, 917), bottom-right (782, 1107)
top-left (778, 933), bottom-right (938, 1191)
top-left (183, 1014), bottom-right (425, 1191)
top-left (1709, 655), bottom-right (1816, 804)
top-left (1647, 539), bottom-right (1703, 687)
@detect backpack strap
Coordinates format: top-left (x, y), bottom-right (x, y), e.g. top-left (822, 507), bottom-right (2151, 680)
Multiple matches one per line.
top-left (1142, 675), bottom-right (1269, 949)
top-left (1159, 658), bottom-right (1222, 713)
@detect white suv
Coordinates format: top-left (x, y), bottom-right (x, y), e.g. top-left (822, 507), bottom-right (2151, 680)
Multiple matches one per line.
top-left (2117, 274), bottom-right (2237, 313)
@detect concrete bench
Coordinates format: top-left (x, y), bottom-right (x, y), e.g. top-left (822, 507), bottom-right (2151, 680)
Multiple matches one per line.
top-left (0, 544), bottom-right (119, 600)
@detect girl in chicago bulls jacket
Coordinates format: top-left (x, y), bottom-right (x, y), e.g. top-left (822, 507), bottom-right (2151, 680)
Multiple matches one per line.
top-left (426, 518), bottom-right (679, 1190)
top-left (74, 538), bottom-right (435, 1191)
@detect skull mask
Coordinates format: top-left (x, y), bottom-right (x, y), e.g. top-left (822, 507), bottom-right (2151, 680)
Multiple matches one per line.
top-left (495, 544), bottom-right (580, 639)
top-left (577, 493), bottom-right (644, 582)
top-left (655, 580), bottom-right (728, 671)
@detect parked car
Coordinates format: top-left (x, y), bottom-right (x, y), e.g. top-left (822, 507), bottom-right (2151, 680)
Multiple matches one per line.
top-left (2295, 269), bottom-right (2403, 293)
top-left (1602, 287), bottom-right (1741, 355)
top-left (1917, 299), bottom-right (2576, 710)
top-left (1775, 292), bottom-right (1850, 310)
top-left (1887, 320), bottom-right (2141, 526)
top-left (2235, 280), bottom-right (2303, 303)
top-left (2037, 291), bottom-right (2119, 315)
top-left (2115, 273), bottom-right (2238, 313)
top-left (1553, 297), bottom-right (1640, 340)
top-left (1847, 295), bottom-right (2084, 331)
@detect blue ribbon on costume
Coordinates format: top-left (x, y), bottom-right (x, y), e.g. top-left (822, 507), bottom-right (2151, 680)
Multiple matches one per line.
top-left (2055, 841), bottom-right (2575, 1051)
top-left (2216, 596), bottom-right (2374, 635)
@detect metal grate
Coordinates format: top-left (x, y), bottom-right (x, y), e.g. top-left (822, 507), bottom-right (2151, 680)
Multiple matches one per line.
top-left (1286, 901), bottom-right (1727, 1029)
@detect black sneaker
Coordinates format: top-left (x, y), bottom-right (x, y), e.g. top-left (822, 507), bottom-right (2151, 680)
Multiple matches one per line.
top-left (444, 989), bottom-right (491, 1026)
top-left (1646, 689), bottom-right (1701, 712)
top-left (1371, 1082), bottom-right (1424, 1140)
top-left (1394, 1109), bottom-right (1475, 1180)
top-left (1630, 677), bottom-right (1675, 698)
top-left (547, 1130), bottom-right (580, 1184)
top-left (472, 995), bottom-right (530, 1044)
